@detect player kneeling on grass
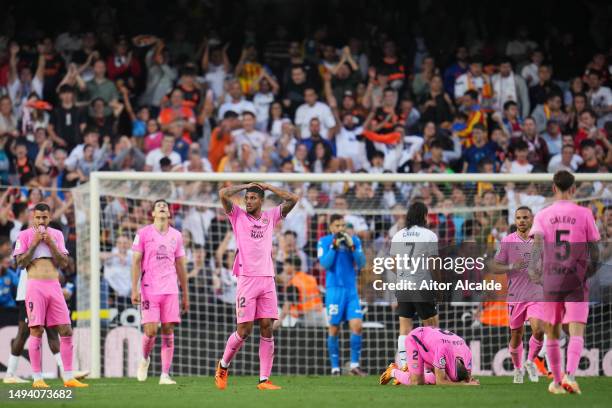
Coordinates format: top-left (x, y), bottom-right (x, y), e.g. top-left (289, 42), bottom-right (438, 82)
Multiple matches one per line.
top-left (380, 327), bottom-right (479, 386)
top-left (492, 206), bottom-right (545, 384)
top-left (12, 203), bottom-right (87, 388)
top-left (214, 183), bottom-right (298, 391)
top-left (131, 199), bottom-right (189, 385)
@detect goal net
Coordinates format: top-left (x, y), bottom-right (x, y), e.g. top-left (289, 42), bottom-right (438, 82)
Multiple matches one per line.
top-left (73, 172), bottom-right (612, 378)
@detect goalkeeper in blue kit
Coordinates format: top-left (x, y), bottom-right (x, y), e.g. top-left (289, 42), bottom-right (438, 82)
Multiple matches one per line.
top-left (317, 214), bottom-right (367, 376)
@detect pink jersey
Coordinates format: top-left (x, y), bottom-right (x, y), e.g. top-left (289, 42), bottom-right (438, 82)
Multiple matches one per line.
top-left (227, 204), bottom-right (283, 277)
top-left (530, 200), bottom-right (600, 299)
top-left (13, 226), bottom-right (69, 259)
top-left (410, 327), bottom-right (472, 382)
top-left (132, 224), bottom-right (185, 295)
top-left (495, 232), bottom-right (542, 301)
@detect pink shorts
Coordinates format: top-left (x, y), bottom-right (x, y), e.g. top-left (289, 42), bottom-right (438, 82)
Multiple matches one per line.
top-left (141, 293), bottom-right (181, 324)
top-left (25, 279), bottom-right (71, 328)
top-left (236, 276), bottom-right (278, 324)
top-left (542, 302), bottom-right (589, 324)
top-left (507, 302), bottom-right (544, 330)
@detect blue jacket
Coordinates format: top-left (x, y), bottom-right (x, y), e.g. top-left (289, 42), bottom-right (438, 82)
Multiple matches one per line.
top-left (317, 233), bottom-right (366, 291)
top-left (0, 269), bottom-right (19, 308)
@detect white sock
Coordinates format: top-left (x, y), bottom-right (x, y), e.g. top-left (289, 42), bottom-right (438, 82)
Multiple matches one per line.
top-left (64, 371), bottom-right (73, 380)
top-left (54, 353), bottom-right (64, 371)
top-left (220, 359), bottom-right (229, 368)
top-left (398, 335), bottom-right (407, 368)
top-left (350, 362), bottom-right (359, 369)
top-left (160, 373), bottom-right (170, 379)
top-left (331, 368), bottom-right (340, 373)
top-left (7, 354), bottom-right (19, 376)
top-left (32, 372), bottom-right (42, 381)
top-left (259, 376), bottom-right (268, 382)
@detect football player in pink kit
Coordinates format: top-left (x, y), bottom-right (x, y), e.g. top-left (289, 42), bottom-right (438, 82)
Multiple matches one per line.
top-left (379, 327), bottom-right (479, 386)
top-left (131, 199), bottom-right (189, 385)
top-left (493, 206), bottom-right (545, 383)
top-left (214, 182), bottom-right (298, 391)
top-left (12, 203), bottom-right (88, 388)
top-left (528, 171), bottom-right (600, 395)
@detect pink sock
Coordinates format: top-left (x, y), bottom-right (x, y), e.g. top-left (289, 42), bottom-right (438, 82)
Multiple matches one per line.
top-left (59, 336), bottom-right (73, 372)
top-left (221, 332), bottom-right (245, 367)
top-left (142, 335), bottom-right (156, 359)
top-left (391, 368), bottom-right (411, 385)
top-left (527, 336), bottom-right (543, 361)
top-left (424, 371), bottom-right (436, 384)
top-left (29, 336), bottom-right (42, 375)
top-left (546, 339), bottom-right (563, 384)
top-left (509, 341), bottom-right (523, 369)
top-left (259, 336), bottom-right (274, 380)
top-left (160, 334), bottom-right (174, 375)
top-left (566, 336), bottom-right (584, 376)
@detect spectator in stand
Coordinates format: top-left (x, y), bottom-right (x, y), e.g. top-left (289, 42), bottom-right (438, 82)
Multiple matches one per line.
top-left (573, 109), bottom-right (600, 150)
top-left (158, 87), bottom-right (196, 141)
top-left (455, 89), bottom-right (486, 147)
top-left (100, 235), bottom-right (133, 300)
top-left (86, 59), bottom-right (119, 107)
top-left (138, 36), bottom-right (177, 113)
top-left (520, 49), bottom-right (544, 88)
top-left (39, 37), bottom-right (66, 103)
top-left (501, 101), bottom-right (524, 138)
top-left (510, 117), bottom-right (550, 169)
top-left (419, 74), bottom-right (454, 126)
top-left (548, 142), bottom-right (582, 173)
top-left (144, 133), bottom-right (181, 172)
top-left (577, 139), bottom-right (602, 173)
top-left (283, 65), bottom-right (312, 118)
top-left (564, 77), bottom-right (587, 107)
top-left (412, 56), bottom-right (437, 102)
top-left (502, 139), bottom-right (532, 174)
top-left (461, 124), bottom-right (499, 173)
top-left (48, 85), bottom-right (86, 151)
top-left (541, 120), bottom-right (563, 156)
top-left (106, 36), bottom-right (141, 93)
top-left (201, 39), bottom-right (231, 102)
top-left (586, 70), bottom-right (612, 127)
top-left (295, 87), bottom-right (336, 139)
top-left (0, 96), bottom-right (18, 137)
top-left (231, 111), bottom-right (270, 161)
top-left (7, 42), bottom-right (45, 116)
top-left (528, 64), bottom-right (562, 108)
top-left (531, 93), bottom-right (566, 134)
top-left (217, 79), bottom-right (256, 119)
top-left (443, 46), bottom-right (469, 98)
top-left (253, 71), bottom-right (280, 130)
top-left (567, 92), bottom-right (589, 133)
top-left (378, 40), bottom-right (405, 91)
top-left (505, 26), bottom-right (538, 65)
top-left (491, 58), bottom-right (530, 118)
top-left (235, 43), bottom-right (265, 97)
top-left (454, 58), bottom-right (492, 107)
top-left (208, 110), bottom-right (240, 171)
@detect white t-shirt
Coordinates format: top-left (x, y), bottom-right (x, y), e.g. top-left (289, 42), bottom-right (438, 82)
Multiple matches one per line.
top-left (589, 86), bottom-right (612, 127)
top-left (294, 101), bottom-right (336, 139)
top-left (8, 77), bottom-right (44, 115)
top-left (547, 153), bottom-right (583, 173)
top-left (103, 249), bottom-right (133, 297)
top-left (503, 160), bottom-right (533, 174)
top-left (253, 92), bottom-right (274, 127)
top-left (335, 126), bottom-right (369, 170)
top-left (231, 129), bottom-right (270, 158)
top-left (145, 149), bottom-right (182, 172)
top-left (180, 157), bottom-right (213, 172)
top-left (521, 63), bottom-right (539, 87)
top-left (203, 64), bottom-right (226, 101)
top-left (218, 98), bottom-right (256, 120)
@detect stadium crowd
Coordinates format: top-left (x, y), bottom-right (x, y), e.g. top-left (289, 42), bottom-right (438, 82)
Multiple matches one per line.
top-left (0, 1), bottom-right (611, 318)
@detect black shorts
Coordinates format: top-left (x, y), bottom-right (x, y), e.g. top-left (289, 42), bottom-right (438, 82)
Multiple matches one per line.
top-left (17, 301), bottom-right (28, 324)
top-left (397, 301), bottom-right (437, 320)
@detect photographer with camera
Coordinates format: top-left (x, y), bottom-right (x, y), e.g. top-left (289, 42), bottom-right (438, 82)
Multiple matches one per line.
top-left (317, 214), bottom-right (366, 376)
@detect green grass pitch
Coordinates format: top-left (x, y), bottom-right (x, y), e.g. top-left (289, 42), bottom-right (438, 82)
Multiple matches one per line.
top-left (2, 376), bottom-right (611, 408)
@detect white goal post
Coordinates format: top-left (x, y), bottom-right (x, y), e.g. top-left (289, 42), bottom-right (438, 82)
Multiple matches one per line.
top-left (86, 171), bottom-right (611, 378)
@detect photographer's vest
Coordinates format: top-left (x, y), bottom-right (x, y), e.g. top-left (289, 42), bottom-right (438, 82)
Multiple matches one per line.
top-left (289, 271), bottom-right (323, 317)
